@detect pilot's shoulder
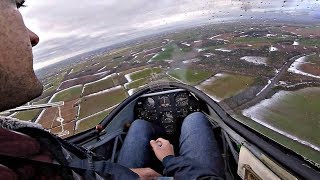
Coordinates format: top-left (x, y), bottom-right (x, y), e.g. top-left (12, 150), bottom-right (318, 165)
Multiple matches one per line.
top-left (0, 116), bottom-right (43, 131)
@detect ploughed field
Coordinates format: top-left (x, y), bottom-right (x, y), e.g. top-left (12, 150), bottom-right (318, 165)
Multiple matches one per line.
top-left (16, 23), bottom-right (320, 164)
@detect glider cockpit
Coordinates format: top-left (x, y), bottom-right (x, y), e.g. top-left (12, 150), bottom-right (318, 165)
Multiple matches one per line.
top-left (67, 82), bottom-right (319, 179)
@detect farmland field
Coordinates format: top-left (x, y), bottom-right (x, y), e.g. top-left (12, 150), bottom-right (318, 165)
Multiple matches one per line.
top-left (50, 121), bottom-right (76, 138)
top-left (82, 74), bottom-right (117, 96)
top-left (37, 99), bottom-right (79, 129)
top-left (233, 113), bottom-right (320, 164)
top-left (15, 22), bottom-right (320, 166)
top-left (167, 68), bottom-right (212, 85)
top-left (13, 110), bottom-right (40, 121)
top-left (125, 78), bottom-right (150, 90)
top-left (13, 98), bottom-right (49, 121)
top-left (51, 85), bottom-right (83, 102)
top-left (76, 108), bottom-right (114, 133)
top-left (243, 87), bottom-right (320, 147)
top-left (306, 53), bottom-right (320, 64)
top-left (129, 67), bottom-right (162, 81)
top-left (197, 73), bottom-right (256, 101)
top-left (79, 86), bottom-right (128, 119)
top-left (152, 45), bottom-right (175, 61)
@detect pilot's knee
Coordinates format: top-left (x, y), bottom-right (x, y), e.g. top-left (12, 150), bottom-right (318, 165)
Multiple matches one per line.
top-left (182, 112), bottom-right (208, 128)
top-left (128, 119), bottom-right (153, 134)
top-left (131, 119), bottom-right (150, 128)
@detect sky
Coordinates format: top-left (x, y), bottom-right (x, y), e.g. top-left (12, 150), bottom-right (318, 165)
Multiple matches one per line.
top-left (20, 0), bottom-right (320, 71)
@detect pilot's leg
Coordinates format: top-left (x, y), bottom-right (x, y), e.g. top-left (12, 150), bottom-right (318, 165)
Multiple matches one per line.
top-left (117, 119), bottom-right (163, 168)
top-left (179, 112), bottom-right (224, 176)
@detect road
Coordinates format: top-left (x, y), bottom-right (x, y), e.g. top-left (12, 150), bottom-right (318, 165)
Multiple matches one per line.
top-left (235, 54), bottom-right (305, 110)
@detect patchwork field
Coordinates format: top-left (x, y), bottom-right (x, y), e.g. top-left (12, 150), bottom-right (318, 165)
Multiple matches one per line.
top-left (243, 87), bottom-right (320, 148)
top-left (13, 98), bottom-right (49, 121)
top-left (44, 72), bottom-right (67, 92)
top-left (128, 67), bottom-right (162, 81)
top-left (197, 73), bottom-right (256, 101)
top-left (58, 71), bottom-right (109, 90)
top-left (50, 121), bottom-right (76, 138)
top-left (288, 55), bottom-right (320, 79)
top-left (37, 99), bottom-right (79, 129)
top-left (76, 108), bottom-right (114, 133)
top-left (233, 36), bottom-right (293, 44)
top-left (300, 54), bottom-right (320, 76)
top-left (125, 78), bottom-right (150, 90)
top-left (233, 113), bottom-right (320, 164)
top-left (240, 56), bottom-right (268, 66)
top-left (82, 74), bottom-right (118, 96)
top-left (50, 85), bottom-right (83, 102)
top-left (37, 72), bottom-right (67, 100)
top-left (167, 68), bottom-right (212, 85)
top-left (13, 110), bottom-right (41, 121)
top-left (78, 86), bottom-right (128, 119)
top-left (300, 38), bottom-right (320, 47)
top-left (118, 66), bottom-right (150, 77)
top-left (151, 44), bottom-right (175, 61)
top-left (15, 23), bottom-right (320, 165)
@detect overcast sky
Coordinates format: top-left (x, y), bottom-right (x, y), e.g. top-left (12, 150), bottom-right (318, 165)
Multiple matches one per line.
top-left (20, 0), bottom-right (320, 70)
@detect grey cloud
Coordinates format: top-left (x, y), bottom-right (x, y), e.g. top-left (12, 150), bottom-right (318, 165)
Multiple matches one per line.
top-left (21, 0), bottom-right (320, 69)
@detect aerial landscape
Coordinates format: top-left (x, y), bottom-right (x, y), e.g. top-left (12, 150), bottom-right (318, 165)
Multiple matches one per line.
top-left (6, 20), bottom-right (320, 164)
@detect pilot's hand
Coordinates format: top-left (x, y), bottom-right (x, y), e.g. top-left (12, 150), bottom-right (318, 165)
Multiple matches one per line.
top-left (150, 138), bottom-right (175, 162)
top-left (130, 168), bottom-right (161, 178)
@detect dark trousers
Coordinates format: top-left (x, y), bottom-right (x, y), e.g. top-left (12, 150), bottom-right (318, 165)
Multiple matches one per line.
top-left (117, 112), bottom-right (223, 175)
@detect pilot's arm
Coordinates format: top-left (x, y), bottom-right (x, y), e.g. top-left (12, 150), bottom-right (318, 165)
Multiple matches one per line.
top-left (150, 138), bottom-right (223, 179)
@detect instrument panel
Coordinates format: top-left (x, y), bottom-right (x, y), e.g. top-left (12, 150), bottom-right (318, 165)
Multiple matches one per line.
top-left (134, 89), bottom-right (205, 135)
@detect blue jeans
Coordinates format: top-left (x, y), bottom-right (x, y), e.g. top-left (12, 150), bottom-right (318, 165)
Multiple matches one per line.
top-left (117, 112), bottom-right (223, 175)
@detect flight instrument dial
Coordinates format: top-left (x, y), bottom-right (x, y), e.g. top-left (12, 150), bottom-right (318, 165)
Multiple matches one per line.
top-left (175, 93), bottom-right (189, 107)
top-left (159, 96), bottom-right (171, 108)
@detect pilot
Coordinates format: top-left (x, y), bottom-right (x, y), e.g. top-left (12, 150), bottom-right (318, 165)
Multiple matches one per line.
top-left (0, 0), bottom-right (223, 179)
top-left (117, 113), bottom-right (224, 178)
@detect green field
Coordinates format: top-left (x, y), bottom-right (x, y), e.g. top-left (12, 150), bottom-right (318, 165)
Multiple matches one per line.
top-left (39, 72), bottom-right (67, 99)
top-left (243, 87), bottom-right (320, 147)
top-left (152, 45), bottom-right (174, 61)
top-left (51, 85), bottom-right (83, 102)
top-left (125, 78), bottom-right (150, 90)
top-left (306, 53), bottom-right (320, 64)
top-left (14, 110), bottom-right (40, 121)
top-left (167, 68), bottom-right (213, 85)
top-left (233, 113), bottom-right (320, 164)
top-left (79, 87), bottom-right (128, 119)
top-left (82, 75), bottom-right (116, 96)
top-left (181, 47), bottom-right (193, 52)
top-left (233, 36), bottom-right (293, 44)
top-left (13, 98), bottom-right (49, 121)
top-left (203, 45), bottom-right (225, 51)
top-left (198, 73), bottom-right (256, 101)
top-left (129, 67), bottom-right (162, 81)
top-left (44, 72), bottom-right (67, 92)
top-left (76, 108), bottom-right (113, 133)
top-left (300, 39), bottom-right (320, 47)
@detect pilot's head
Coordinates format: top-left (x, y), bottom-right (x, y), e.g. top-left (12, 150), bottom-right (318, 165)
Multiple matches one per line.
top-left (0, 0), bottom-right (42, 112)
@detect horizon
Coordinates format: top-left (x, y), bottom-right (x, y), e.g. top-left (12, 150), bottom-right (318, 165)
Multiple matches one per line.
top-left (21, 0), bottom-right (320, 71)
